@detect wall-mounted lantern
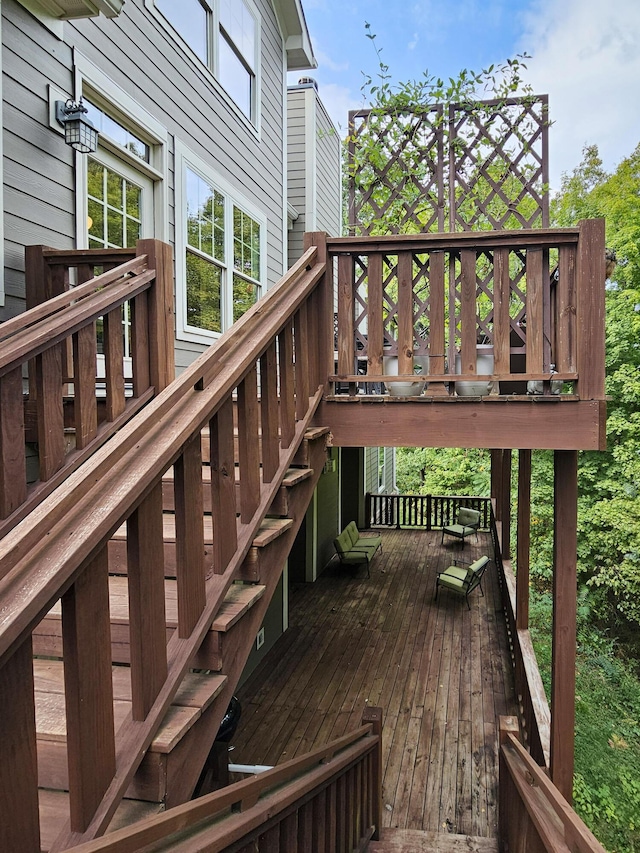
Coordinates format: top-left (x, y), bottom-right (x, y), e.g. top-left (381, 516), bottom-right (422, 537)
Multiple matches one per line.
top-left (55, 98), bottom-right (99, 154)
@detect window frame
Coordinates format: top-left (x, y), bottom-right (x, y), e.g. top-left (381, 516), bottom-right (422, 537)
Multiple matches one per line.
top-left (175, 141), bottom-right (267, 345)
top-left (146, 0), bottom-right (261, 129)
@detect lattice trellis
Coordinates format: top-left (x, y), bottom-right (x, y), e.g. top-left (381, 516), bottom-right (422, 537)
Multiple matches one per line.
top-left (449, 97), bottom-right (549, 231)
top-left (348, 95), bottom-right (549, 236)
top-left (347, 108), bottom-right (445, 236)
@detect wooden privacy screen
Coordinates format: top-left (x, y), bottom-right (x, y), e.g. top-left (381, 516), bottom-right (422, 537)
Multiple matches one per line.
top-left (348, 95), bottom-right (549, 236)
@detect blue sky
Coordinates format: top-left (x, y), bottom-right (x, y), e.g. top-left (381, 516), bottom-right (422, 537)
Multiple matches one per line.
top-left (293, 0), bottom-right (640, 190)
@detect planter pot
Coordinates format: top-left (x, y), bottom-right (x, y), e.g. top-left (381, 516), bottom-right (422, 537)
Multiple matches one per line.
top-left (455, 345), bottom-right (498, 396)
top-left (383, 355), bottom-right (425, 397)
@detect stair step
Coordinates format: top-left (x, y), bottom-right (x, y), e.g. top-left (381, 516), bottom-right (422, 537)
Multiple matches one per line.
top-left (39, 789), bottom-right (161, 852)
top-left (108, 511), bottom-right (293, 578)
top-left (34, 660), bottom-right (227, 801)
top-left (367, 829), bottom-right (500, 852)
top-left (33, 580), bottom-right (266, 670)
top-left (292, 426), bottom-right (330, 466)
top-left (161, 466), bottom-right (313, 517)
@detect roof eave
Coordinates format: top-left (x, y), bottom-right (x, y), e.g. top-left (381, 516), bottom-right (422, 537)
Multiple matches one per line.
top-left (272, 0), bottom-right (317, 71)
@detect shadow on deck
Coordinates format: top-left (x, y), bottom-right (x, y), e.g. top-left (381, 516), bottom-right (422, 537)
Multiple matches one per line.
top-left (233, 528), bottom-right (517, 839)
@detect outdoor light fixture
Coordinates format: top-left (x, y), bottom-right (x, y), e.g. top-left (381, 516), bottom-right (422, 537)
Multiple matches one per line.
top-left (55, 98), bottom-right (99, 154)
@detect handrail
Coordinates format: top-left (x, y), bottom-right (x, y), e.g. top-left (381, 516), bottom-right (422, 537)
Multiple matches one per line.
top-left (499, 728), bottom-right (607, 853)
top-left (0, 242), bottom-right (173, 536)
top-left (0, 240), bottom-right (332, 851)
top-left (64, 710), bottom-right (382, 853)
top-left (492, 507), bottom-right (551, 768)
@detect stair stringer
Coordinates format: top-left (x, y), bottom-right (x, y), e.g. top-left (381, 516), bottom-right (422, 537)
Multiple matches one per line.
top-left (162, 433), bottom-right (329, 807)
top-left (47, 391), bottom-right (326, 851)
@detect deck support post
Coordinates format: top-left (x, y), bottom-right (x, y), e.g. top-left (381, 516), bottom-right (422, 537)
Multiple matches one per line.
top-left (550, 449), bottom-right (578, 802)
top-left (516, 449), bottom-right (532, 629)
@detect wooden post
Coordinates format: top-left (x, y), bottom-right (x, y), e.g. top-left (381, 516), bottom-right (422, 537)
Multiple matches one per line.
top-left (576, 219), bottom-right (606, 400)
top-left (500, 450), bottom-right (512, 560)
top-left (337, 253), bottom-right (356, 394)
top-left (550, 449), bottom-right (578, 802)
top-left (516, 449), bottom-right (532, 630)
top-left (303, 232), bottom-right (333, 392)
top-left (362, 706), bottom-right (382, 841)
top-left (0, 367), bottom-right (27, 518)
top-left (136, 239), bottom-right (175, 391)
top-left (491, 449), bottom-right (502, 521)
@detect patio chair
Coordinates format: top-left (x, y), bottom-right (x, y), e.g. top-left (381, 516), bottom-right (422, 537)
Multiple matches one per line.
top-left (441, 507), bottom-right (481, 547)
top-left (434, 555), bottom-right (490, 609)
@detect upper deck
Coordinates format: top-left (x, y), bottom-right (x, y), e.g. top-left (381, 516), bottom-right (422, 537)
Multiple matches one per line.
top-left (310, 220), bottom-right (606, 451)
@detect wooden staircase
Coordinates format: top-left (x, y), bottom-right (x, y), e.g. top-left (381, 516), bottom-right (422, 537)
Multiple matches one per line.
top-left (30, 421), bottom-right (329, 847)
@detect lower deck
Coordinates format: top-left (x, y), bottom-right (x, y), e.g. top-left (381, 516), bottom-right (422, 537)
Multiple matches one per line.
top-left (233, 528), bottom-right (518, 838)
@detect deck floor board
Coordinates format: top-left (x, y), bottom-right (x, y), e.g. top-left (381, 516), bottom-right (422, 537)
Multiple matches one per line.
top-left (233, 529), bottom-right (517, 839)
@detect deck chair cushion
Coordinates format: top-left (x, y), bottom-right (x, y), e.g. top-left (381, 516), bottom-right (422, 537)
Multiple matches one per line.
top-left (457, 507), bottom-right (480, 528)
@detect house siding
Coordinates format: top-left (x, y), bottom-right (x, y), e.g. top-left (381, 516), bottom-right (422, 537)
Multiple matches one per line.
top-left (1, 0), bottom-right (289, 374)
top-left (286, 81), bottom-right (341, 269)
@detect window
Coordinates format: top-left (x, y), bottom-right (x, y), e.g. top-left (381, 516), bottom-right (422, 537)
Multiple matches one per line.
top-left (177, 144), bottom-right (265, 342)
top-left (154, 0), bottom-right (258, 121)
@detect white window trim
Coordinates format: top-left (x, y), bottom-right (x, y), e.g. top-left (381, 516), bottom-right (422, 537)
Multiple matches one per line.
top-left (174, 140), bottom-right (267, 345)
top-left (76, 56), bottom-right (168, 247)
top-left (144, 0), bottom-right (262, 136)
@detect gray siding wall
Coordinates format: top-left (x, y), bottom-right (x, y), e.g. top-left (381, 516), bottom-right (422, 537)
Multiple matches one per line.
top-left (286, 82), bottom-right (340, 269)
top-left (2, 0), bottom-right (288, 374)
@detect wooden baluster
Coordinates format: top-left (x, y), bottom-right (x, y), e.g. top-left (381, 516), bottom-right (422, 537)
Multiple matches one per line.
top-left (103, 306), bottom-right (126, 420)
top-left (294, 303), bottom-right (310, 420)
top-left (72, 324), bottom-right (98, 450)
top-left (25, 246), bottom-right (53, 402)
top-left (280, 812), bottom-right (298, 849)
top-left (130, 290), bottom-right (151, 397)
top-left (174, 437), bottom-right (206, 637)
top-left (459, 250), bottom-right (477, 376)
top-left (237, 365), bottom-right (260, 523)
top-left (337, 254), bottom-right (356, 394)
top-left (35, 343), bottom-right (65, 481)
top-left (298, 800), bottom-right (313, 849)
top-left (556, 244), bottom-right (577, 375)
top-left (0, 367), bottom-right (27, 518)
top-left (362, 705), bottom-right (382, 841)
top-left (279, 323), bottom-right (296, 448)
top-left (493, 249), bottom-right (511, 380)
top-left (126, 482), bottom-right (167, 719)
top-left (0, 639), bottom-right (40, 852)
top-left (210, 398), bottom-right (238, 574)
top-left (367, 253), bottom-right (384, 377)
top-left (397, 251), bottom-right (414, 376)
top-left (136, 239), bottom-right (175, 392)
top-left (260, 343), bottom-right (279, 483)
top-left (313, 787), bottom-right (327, 852)
top-left (326, 779), bottom-right (337, 850)
top-left (429, 250), bottom-right (447, 394)
top-left (526, 248), bottom-right (544, 378)
top-left (62, 547), bottom-right (116, 831)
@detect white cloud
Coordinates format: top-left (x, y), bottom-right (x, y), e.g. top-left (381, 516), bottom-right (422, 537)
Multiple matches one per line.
top-left (313, 46), bottom-right (349, 73)
top-left (519, 0), bottom-right (640, 188)
top-left (408, 32), bottom-right (419, 51)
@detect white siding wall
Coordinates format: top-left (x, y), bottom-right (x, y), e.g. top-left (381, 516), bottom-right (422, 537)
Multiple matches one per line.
top-left (1, 0), bottom-right (290, 373)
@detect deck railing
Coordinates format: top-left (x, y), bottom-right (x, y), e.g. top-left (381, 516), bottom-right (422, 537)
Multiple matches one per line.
top-left (326, 221), bottom-right (605, 400)
top-left (492, 505), bottom-right (551, 769)
top-left (63, 708), bottom-right (382, 853)
top-left (499, 722), bottom-right (607, 853)
top-left (367, 492), bottom-right (491, 530)
top-left (0, 242), bottom-right (331, 852)
top-left (0, 241), bottom-right (174, 539)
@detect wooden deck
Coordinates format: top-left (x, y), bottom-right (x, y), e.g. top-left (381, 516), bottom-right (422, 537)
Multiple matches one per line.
top-left (233, 529), bottom-right (517, 839)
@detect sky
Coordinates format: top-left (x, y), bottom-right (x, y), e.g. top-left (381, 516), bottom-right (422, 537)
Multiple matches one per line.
top-left (293, 0), bottom-right (640, 191)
